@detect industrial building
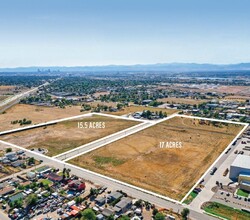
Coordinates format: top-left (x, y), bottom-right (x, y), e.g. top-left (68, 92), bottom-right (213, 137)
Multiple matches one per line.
top-left (230, 155), bottom-right (250, 179)
top-left (230, 155), bottom-right (250, 192)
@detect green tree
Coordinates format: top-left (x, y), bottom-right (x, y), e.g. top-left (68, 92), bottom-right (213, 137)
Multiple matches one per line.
top-left (28, 157), bottom-right (35, 165)
top-left (5, 148), bottom-right (12, 153)
top-left (26, 194), bottom-right (38, 206)
top-left (81, 208), bottom-right (96, 220)
top-left (152, 208), bottom-right (158, 216)
top-left (10, 199), bottom-right (23, 208)
top-left (155, 212), bottom-right (165, 220)
top-left (117, 103), bottom-right (123, 110)
top-left (106, 215), bottom-right (114, 220)
top-left (181, 208), bottom-right (190, 220)
top-left (119, 216), bottom-right (130, 220)
top-left (75, 196), bottom-right (83, 204)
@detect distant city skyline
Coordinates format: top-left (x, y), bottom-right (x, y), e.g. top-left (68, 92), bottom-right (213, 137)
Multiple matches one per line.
top-left (1, 0), bottom-right (250, 67)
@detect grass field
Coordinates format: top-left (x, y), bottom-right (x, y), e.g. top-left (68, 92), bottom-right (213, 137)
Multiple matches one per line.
top-left (183, 191), bottom-right (198, 204)
top-left (203, 202), bottom-right (250, 220)
top-left (236, 189), bottom-right (249, 197)
top-left (0, 115), bottom-right (139, 156)
top-left (70, 116), bottom-right (243, 201)
top-left (40, 179), bottom-right (53, 186)
top-left (106, 105), bottom-right (178, 116)
top-left (0, 104), bottom-right (86, 132)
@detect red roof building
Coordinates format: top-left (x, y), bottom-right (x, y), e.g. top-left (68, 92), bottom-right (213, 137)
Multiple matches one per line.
top-left (68, 180), bottom-right (86, 191)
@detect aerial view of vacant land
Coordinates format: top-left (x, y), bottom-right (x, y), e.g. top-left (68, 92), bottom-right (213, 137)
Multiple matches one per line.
top-left (0, 104), bottom-right (86, 132)
top-left (0, 85), bottom-right (27, 96)
top-left (0, 95), bottom-right (8, 101)
top-left (0, 115), bottom-right (139, 156)
top-left (0, 85), bottom-right (17, 102)
top-left (0, 85), bottom-right (16, 94)
top-left (70, 116), bottom-right (243, 201)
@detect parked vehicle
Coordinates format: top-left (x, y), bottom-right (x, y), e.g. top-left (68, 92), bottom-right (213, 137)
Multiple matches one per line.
top-left (210, 167), bottom-right (217, 175)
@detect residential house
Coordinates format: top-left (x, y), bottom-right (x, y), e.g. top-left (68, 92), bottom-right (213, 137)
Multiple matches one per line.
top-left (47, 172), bottom-right (63, 183)
top-left (68, 180), bottom-right (86, 191)
top-left (114, 197), bottom-right (132, 214)
top-left (107, 191), bottom-right (123, 202)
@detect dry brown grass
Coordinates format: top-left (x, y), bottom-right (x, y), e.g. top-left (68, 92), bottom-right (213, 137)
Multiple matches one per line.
top-left (0, 85), bottom-right (16, 91)
top-left (0, 96), bottom-right (8, 101)
top-left (214, 86), bottom-right (250, 96)
top-left (70, 116), bottom-right (243, 201)
top-left (0, 104), bottom-right (86, 132)
top-left (89, 101), bottom-right (117, 107)
top-left (223, 95), bottom-right (249, 102)
top-left (0, 115), bottom-right (139, 156)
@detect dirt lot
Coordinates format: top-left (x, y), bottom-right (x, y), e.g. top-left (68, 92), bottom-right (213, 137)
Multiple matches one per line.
top-left (214, 86), bottom-right (250, 96)
top-left (0, 104), bottom-right (85, 132)
top-left (106, 105), bottom-right (178, 116)
top-left (158, 97), bottom-right (208, 105)
top-left (223, 95), bottom-right (249, 102)
top-left (70, 116), bottom-right (243, 201)
top-left (0, 85), bottom-right (22, 95)
top-left (0, 115), bottom-right (139, 156)
top-left (0, 85), bottom-right (15, 92)
top-left (0, 96), bottom-right (8, 101)
top-left (89, 101), bottom-right (117, 107)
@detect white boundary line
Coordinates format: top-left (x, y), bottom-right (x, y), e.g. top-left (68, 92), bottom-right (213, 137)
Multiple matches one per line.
top-left (54, 113), bottom-right (178, 160)
top-left (0, 139), bottom-right (182, 205)
top-left (175, 114), bottom-right (248, 126)
top-left (0, 112), bottom-right (148, 136)
top-left (58, 113), bottom-right (248, 203)
top-left (180, 122), bottom-right (249, 204)
top-left (0, 111), bottom-right (248, 204)
top-left (90, 112), bottom-right (151, 123)
top-left (0, 113), bottom-right (92, 135)
top-left (54, 122), bottom-right (151, 160)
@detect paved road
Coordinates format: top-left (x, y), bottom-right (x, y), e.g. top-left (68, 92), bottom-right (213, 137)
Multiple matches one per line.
top-left (0, 211), bottom-right (9, 220)
top-left (0, 140), bottom-right (217, 220)
top-left (190, 126), bottom-right (249, 212)
top-left (54, 121), bottom-right (154, 161)
top-left (0, 82), bottom-right (49, 113)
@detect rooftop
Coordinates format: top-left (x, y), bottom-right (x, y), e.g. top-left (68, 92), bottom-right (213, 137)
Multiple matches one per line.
top-left (231, 155), bottom-right (250, 169)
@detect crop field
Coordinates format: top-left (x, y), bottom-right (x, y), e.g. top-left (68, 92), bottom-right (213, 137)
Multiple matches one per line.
top-left (0, 115), bottom-right (139, 156)
top-left (69, 116), bottom-right (243, 201)
top-left (0, 104), bottom-right (86, 132)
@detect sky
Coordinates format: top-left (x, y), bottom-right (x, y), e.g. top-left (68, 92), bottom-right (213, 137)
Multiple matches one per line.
top-left (0, 0), bottom-right (250, 67)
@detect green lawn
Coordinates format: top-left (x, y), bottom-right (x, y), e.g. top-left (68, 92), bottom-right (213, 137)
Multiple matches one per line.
top-left (236, 189), bottom-right (249, 197)
top-left (183, 191), bottom-right (198, 204)
top-left (204, 202), bottom-right (250, 220)
top-left (40, 179), bottom-right (53, 186)
top-left (58, 171), bottom-right (63, 176)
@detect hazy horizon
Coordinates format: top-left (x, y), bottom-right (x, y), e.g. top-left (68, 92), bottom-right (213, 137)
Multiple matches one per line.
top-left (1, 61), bottom-right (250, 69)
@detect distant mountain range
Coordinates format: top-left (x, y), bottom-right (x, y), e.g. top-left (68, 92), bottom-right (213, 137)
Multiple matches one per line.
top-left (1, 62), bottom-right (250, 72)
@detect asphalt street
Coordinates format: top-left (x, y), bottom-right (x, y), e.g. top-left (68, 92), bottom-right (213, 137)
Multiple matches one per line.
top-left (0, 140), bottom-right (217, 220)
